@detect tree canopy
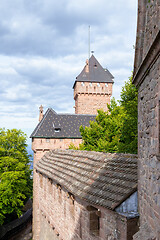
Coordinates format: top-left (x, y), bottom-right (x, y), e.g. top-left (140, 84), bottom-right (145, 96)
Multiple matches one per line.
top-left (0, 129), bottom-right (32, 225)
top-left (70, 76), bottom-right (138, 154)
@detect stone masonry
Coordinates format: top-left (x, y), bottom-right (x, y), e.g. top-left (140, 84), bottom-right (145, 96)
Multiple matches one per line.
top-left (33, 150), bottom-right (139, 240)
top-left (74, 82), bottom-right (112, 115)
top-left (36, 172), bottom-right (130, 240)
top-left (133, 0), bottom-right (160, 238)
top-left (73, 55), bottom-right (114, 115)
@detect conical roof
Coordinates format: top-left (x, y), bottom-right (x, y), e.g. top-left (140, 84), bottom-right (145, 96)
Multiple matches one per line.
top-left (73, 55), bottom-right (114, 88)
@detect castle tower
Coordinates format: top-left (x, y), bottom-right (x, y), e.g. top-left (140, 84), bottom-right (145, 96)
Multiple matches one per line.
top-left (73, 55), bottom-right (114, 114)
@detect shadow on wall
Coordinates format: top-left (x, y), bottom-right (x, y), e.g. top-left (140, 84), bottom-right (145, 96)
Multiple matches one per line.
top-left (68, 166), bottom-right (139, 240)
top-left (36, 151), bottom-right (139, 240)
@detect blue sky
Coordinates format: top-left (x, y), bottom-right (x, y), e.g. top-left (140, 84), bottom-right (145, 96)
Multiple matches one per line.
top-left (0, 0), bottom-right (137, 144)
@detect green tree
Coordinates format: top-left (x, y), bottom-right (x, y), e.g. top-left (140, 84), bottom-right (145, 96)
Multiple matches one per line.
top-left (0, 129), bottom-right (32, 225)
top-left (79, 98), bottom-right (125, 152)
top-left (70, 76), bottom-right (138, 154)
top-left (118, 76), bottom-right (138, 153)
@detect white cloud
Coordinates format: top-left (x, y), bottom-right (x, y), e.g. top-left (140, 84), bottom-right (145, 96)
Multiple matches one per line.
top-left (0, 0), bottom-right (138, 147)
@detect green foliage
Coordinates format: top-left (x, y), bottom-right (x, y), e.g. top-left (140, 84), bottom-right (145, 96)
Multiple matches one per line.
top-left (70, 76), bottom-right (138, 154)
top-left (68, 142), bottom-right (80, 150)
top-left (0, 129), bottom-right (32, 225)
top-left (118, 76), bottom-right (138, 153)
top-left (79, 99), bottom-right (126, 152)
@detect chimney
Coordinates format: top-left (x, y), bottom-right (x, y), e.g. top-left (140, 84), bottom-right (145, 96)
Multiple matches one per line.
top-left (85, 59), bottom-right (89, 73)
top-left (39, 105), bottom-right (43, 122)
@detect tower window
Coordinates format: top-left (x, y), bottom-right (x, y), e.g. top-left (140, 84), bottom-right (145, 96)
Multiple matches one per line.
top-left (54, 128), bottom-right (61, 132)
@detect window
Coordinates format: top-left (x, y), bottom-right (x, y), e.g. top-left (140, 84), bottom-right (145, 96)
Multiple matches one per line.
top-left (40, 174), bottom-right (43, 188)
top-left (81, 82), bottom-right (85, 86)
top-left (54, 128), bottom-right (61, 133)
top-left (97, 83), bottom-right (100, 87)
top-left (105, 83), bottom-right (108, 87)
top-left (87, 206), bottom-right (100, 236)
top-left (89, 82), bottom-right (92, 87)
top-left (60, 139), bottom-right (63, 142)
top-left (86, 86), bottom-right (88, 91)
top-left (46, 138), bottom-right (50, 143)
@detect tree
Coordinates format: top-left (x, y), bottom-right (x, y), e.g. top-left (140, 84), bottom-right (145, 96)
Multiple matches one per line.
top-left (118, 76), bottom-right (138, 153)
top-left (79, 98), bottom-right (125, 152)
top-left (0, 129), bottom-right (32, 225)
top-left (70, 76), bottom-right (138, 154)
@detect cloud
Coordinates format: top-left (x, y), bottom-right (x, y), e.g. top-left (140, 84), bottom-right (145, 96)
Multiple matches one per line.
top-left (0, 0), bottom-right (138, 144)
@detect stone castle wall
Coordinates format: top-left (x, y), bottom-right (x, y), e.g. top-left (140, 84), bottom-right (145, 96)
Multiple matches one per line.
top-left (137, 60), bottom-right (160, 236)
top-left (74, 82), bottom-right (112, 114)
top-left (32, 138), bottom-right (82, 156)
top-left (133, 0), bottom-right (160, 238)
top-left (34, 170), bottom-right (136, 240)
top-left (32, 137), bottom-right (82, 240)
top-left (134, 0), bottom-right (160, 73)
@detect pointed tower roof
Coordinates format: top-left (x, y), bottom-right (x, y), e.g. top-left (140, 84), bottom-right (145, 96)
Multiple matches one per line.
top-left (73, 55), bottom-right (114, 88)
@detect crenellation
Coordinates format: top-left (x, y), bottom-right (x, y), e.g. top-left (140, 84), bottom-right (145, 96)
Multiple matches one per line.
top-left (73, 55), bottom-right (114, 115)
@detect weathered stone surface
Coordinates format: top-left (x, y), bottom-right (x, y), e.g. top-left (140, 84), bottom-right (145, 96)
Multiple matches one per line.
top-left (133, 0), bottom-right (160, 239)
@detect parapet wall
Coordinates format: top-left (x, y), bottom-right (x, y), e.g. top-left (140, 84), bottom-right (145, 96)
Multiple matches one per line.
top-left (74, 82), bottom-right (112, 114)
top-left (35, 171), bottom-right (128, 240)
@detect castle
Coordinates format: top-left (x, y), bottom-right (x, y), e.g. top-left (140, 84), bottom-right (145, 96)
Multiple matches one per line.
top-left (32, 1), bottom-right (160, 238)
top-left (31, 54), bottom-right (114, 163)
top-left (32, 56), bottom-right (139, 240)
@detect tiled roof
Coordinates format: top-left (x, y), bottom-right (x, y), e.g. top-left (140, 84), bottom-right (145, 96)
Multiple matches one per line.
top-left (73, 55), bottom-right (114, 88)
top-left (35, 150), bottom-right (137, 210)
top-left (30, 108), bottom-right (96, 138)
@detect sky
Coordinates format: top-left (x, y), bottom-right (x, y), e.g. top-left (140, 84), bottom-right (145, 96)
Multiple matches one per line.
top-left (0, 0), bottom-right (138, 145)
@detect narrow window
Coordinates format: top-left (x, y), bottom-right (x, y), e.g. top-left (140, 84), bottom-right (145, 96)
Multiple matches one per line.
top-left (40, 174), bottom-right (43, 188)
top-left (105, 83), bottom-right (108, 87)
top-left (89, 82), bottom-right (92, 87)
top-left (97, 83), bottom-right (100, 87)
top-left (46, 138), bottom-right (50, 143)
top-left (86, 86), bottom-right (88, 91)
top-left (87, 206), bottom-right (100, 236)
top-left (81, 82), bottom-right (85, 86)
